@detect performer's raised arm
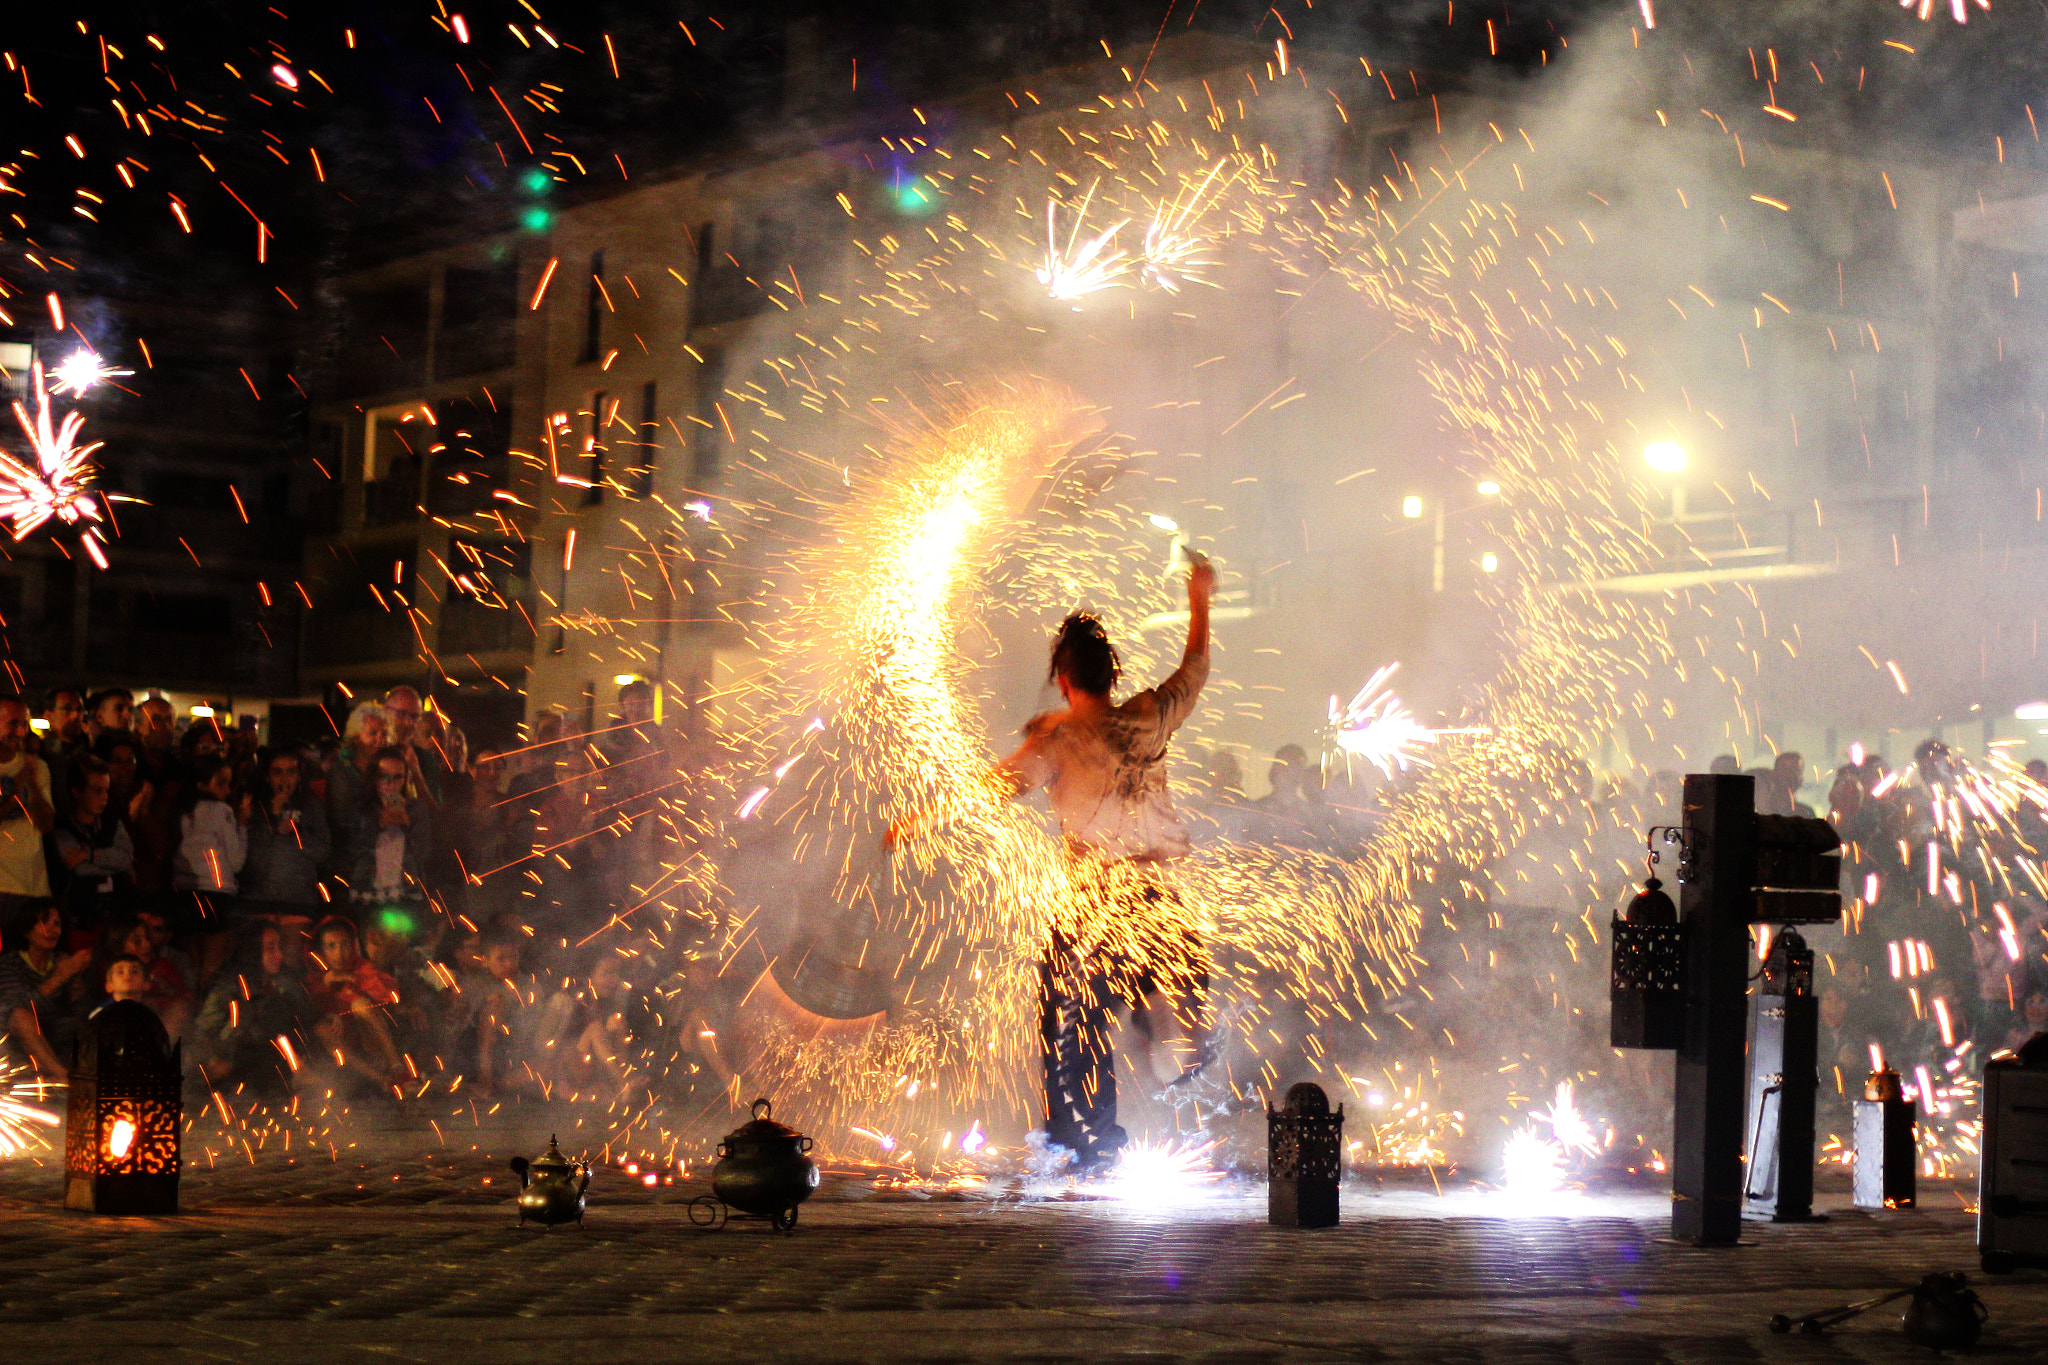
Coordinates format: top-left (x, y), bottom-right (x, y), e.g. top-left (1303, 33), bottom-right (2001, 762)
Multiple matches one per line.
top-left (1149, 550), bottom-right (1215, 732)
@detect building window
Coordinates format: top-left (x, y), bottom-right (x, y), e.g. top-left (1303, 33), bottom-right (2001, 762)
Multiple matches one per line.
top-left (690, 348), bottom-right (727, 485)
top-left (580, 250), bottom-right (606, 364)
top-left (630, 381), bottom-right (658, 499)
top-left (585, 391), bottom-right (608, 506)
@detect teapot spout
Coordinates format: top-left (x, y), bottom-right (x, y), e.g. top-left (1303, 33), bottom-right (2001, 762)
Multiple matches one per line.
top-left (509, 1155), bottom-right (531, 1190)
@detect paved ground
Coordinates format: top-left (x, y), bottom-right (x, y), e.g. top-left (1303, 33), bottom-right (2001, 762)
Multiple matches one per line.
top-left (0, 1117), bottom-right (2042, 1363)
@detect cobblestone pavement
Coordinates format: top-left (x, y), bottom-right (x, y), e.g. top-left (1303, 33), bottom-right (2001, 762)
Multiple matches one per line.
top-left (1, 1129), bottom-right (2042, 1364)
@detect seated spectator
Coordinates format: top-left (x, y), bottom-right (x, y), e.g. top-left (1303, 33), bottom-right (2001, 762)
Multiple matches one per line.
top-left (171, 757), bottom-right (248, 975)
top-left (662, 950), bottom-right (740, 1098)
top-left (305, 914), bottom-right (409, 1089)
top-left (533, 948), bottom-right (643, 1099)
top-left (97, 914), bottom-right (194, 1039)
top-left (238, 748), bottom-right (331, 932)
top-left (445, 925), bottom-right (531, 1096)
top-left (96, 953), bottom-right (149, 1015)
top-left (0, 900), bottom-right (91, 1079)
top-left (46, 756), bottom-right (135, 934)
top-left (193, 922), bottom-right (312, 1097)
top-left (339, 747), bottom-right (435, 914)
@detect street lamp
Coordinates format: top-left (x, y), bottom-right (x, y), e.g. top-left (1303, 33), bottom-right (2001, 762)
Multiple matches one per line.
top-left (1401, 495), bottom-right (1423, 519)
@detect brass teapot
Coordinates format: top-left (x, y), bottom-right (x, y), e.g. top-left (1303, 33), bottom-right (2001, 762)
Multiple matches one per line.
top-left (509, 1135), bottom-right (590, 1228)
top-left (711, 1098), bottom-right (818, 1230)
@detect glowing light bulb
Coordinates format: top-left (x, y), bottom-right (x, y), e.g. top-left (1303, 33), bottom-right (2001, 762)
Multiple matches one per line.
top-left (1401, 495), bottom-right (1423, 518)
top-left (1643, 440), bottom-right (1688, 474)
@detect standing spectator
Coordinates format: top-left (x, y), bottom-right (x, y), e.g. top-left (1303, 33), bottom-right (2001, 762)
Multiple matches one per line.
top-left (133, 695), bottom-right (178, 782)
top-left (381, 686), bottom-right (452, 802)
top-left (46, 756), bottom-right (134, 933)
top-left (0, 698), bottom-right (56, 913)
top-left (327, 702), bottom-right (388, 869)
top-left (1772, 751), bottom-right (1814, 817)
top-left (0, 901), bottom-right (91, 1079)
top-left (85, 687), bottom-right (133, 741)
top-left (342, 747), bottom-right (435, 913)
top-left (171, 758), bottom-right (247, 974)
top-left (38, 686), bottom-right (88, 797)
top-left (238, 748), bottom-right (331, 933)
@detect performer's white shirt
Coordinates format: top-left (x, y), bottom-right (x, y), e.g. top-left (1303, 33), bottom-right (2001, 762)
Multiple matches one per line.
top-left (1014, 649), bottom-right (1209, 862)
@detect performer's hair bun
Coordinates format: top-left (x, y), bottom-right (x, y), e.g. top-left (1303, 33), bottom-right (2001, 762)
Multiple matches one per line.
top-left (1049, 613), bottom-right (1120, 696)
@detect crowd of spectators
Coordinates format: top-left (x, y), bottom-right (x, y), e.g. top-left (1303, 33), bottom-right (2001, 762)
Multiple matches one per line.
top-left (0, 679), bottom-right (737, 1107)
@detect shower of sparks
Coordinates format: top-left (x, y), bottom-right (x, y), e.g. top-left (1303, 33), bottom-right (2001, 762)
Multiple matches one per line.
top-left (1501, 1124), bottom-right (1567, 1194)
top-left (1901, 0), bottom-right (1990, 22)
top-left (4, 362), bottom-right (108, 555)
top-left (1037, 185), bottom-right (1131, 302)
top-left (1101, 1136), bottom-right (1224, 1198)
top-left (0, 1048), bottom-right (61, 1156)
top-left (46, 349), bottom-right (133, 398)
top-left (1328, 665), bottom-right (1479, 777)
top-left (1137, 160), bottom-right (1235, 294)
top-left (1501, 1082), bottom-right (1608, 1193)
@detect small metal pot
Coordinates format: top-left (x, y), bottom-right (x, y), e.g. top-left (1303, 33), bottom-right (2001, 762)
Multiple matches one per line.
top-left (711, 1098), bottom-right (818, 1229)
top-left (509, 1135), bottom-right (590, 1228)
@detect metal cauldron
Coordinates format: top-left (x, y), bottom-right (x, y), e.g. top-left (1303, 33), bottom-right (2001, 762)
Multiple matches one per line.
top-left (707, 1098), bottom-right (818, 1230)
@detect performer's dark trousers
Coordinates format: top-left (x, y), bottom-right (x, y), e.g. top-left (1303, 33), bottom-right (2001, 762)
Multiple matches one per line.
top-left (1037, 949), bottom-right (1127, 1165)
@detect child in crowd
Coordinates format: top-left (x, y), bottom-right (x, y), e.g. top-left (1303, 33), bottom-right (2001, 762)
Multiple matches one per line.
top-left (445, 926), bottom-right (531, 1096)
top-left (533, 948), bottom-right (644, 1100)
top-left (173, 758), bottom-right (247, 975)
top-left (97, 915), bottom-right (193, 1039)
top-left (96, 953), bottom-right (149, 1013)
top-left (305, 914), bottom-right (410, 1091)
top-left (194, 922), bottom-right (312, 1098)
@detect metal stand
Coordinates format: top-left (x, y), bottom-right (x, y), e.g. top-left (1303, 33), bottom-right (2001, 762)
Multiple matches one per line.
top-left (1672, 774), bottom-right (1755, 1246)
top-left (1745, 928), bottom-right (1822, 1222)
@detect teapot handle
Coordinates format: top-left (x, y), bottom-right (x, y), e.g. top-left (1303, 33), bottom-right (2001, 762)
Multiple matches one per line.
top-left (800, 1136), bottom-right (813, 1153)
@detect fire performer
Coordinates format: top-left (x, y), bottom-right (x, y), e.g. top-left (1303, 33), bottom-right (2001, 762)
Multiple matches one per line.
top-left (994, 551), bottom-right (1218, 1171)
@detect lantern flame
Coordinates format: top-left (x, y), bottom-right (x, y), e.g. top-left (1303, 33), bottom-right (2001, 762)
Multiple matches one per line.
top-left (107, 1118), bottom-right (136, 1160)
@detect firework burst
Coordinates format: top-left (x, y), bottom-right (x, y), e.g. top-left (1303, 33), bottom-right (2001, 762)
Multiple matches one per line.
top-left (0, 1046), bottom-right (61, 1157)
top-left (46, 348), bottom-right (133, 399)
top-left (5, 361), bottom-right (109, 565)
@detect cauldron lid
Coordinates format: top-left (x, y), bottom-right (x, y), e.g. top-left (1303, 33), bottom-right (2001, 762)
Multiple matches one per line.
top-left (723, 1097), bottom-right (807, 1143)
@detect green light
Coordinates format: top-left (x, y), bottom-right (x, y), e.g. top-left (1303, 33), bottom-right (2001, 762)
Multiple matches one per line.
top-left (375, 906), bottom-right (417, 938)
top-left (892, 181), bottom-right (935, 215)
top-left (520, 167), bottom-right (552, 195)
top-left (519, 205), bottom-right (552, 232)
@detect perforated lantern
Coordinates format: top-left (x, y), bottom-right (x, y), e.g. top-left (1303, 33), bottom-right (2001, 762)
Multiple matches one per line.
top-left (64, 1000), bottom-right (182, 1214)
top-left (1268, 1081), bottom-right (1344, 1228)
top-left (1610, 874), bottom-right (1685, 1050)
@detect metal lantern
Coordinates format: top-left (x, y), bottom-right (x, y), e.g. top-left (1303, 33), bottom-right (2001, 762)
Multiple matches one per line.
top-left (1853, 1069), bottom-right (1916, 1211)
top-left (1268, 1081), bottom-right (1344, 1228)
top-left (1611, 860), bottom-right (1685, 1051)
top-left (64, 1000), bottom-right (182, 1214)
